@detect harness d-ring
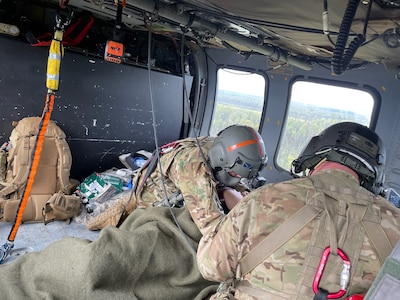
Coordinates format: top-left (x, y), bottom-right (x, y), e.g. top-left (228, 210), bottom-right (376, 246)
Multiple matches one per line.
top-left (313, 246), bottom-right (351, 299)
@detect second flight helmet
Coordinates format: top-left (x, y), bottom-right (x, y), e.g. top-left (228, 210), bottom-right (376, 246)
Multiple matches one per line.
top-left (291, 122), bottom-right (386, 195)
top-left (208, 125), bottom-right (268, 187)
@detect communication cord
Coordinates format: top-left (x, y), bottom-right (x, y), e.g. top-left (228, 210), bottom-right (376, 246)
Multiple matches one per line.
top-left (145, 19), bottom-right (197, 253)
top-left (331, 0), bottom-right (372, 75)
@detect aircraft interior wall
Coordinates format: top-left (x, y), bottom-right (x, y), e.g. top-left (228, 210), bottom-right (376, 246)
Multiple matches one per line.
top-left (0, 36), bottom-right (189, 181)
top-left (1, 33), bottom-right (400, 192)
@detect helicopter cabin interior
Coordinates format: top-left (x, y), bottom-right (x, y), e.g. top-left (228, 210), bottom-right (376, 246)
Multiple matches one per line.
top-left (0, 0), bottom-right (400, 264)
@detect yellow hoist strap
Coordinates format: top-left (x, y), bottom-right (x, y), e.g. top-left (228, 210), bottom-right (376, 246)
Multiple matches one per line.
top-left (46, 29), bottom-right (64, 91)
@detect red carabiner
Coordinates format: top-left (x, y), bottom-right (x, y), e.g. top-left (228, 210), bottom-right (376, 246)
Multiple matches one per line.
top-left (312, 246), bottom-right (351, 299)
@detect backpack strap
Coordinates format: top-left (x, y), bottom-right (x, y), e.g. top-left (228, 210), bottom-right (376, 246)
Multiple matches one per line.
top-left (362, 218), bottom-right (393, 264)
top-left (0, 136), bottom-right (32, 198)
top-left (237, 203), bottom-right (323, 278)
top-left (0, 146), bottom-right (7, 181)
top-left (54, 136), bottom-right (72, 191)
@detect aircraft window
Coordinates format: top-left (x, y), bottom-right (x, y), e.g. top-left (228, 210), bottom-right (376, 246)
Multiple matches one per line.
top-left (210, 68), bottom-right (265, 136)
top-left (277, 81), bottom-right (374, 171)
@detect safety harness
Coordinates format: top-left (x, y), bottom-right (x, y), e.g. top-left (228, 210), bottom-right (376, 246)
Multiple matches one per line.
top-left (235, 176), bottom-right (393, 299)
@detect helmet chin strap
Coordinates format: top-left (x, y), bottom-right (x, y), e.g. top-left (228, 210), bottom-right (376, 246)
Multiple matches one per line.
top-left (215, 170), bottom-right (241, 187)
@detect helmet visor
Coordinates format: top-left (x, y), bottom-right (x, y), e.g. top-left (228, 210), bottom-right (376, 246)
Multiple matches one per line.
top-left (230, 153), bottom-right (268, 179)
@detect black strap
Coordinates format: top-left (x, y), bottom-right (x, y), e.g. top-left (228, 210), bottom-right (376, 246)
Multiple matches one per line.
top-left (313, 288), bottom-right (328, 300)
top-left (134, 151), bottom-right (159, 196)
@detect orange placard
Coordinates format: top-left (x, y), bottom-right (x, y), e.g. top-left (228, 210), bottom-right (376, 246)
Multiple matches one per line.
top-left (104, 40), bottom-right (124, 64)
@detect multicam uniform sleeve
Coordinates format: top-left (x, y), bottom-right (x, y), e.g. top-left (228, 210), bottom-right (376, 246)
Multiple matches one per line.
top-left (195, 189), bottom-right (270, 283)
top-left (167, 148), bottom-right (224, 236)
top-left (196, 208), bottom-right (239, 282)
top-left (196, 188), bottom-right (267, 282)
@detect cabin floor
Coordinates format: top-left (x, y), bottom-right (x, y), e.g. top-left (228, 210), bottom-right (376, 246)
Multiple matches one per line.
top-left (0, 219), bottom-right (99, 265)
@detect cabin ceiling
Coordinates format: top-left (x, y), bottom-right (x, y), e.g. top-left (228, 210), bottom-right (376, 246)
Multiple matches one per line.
top-left (6, 0), bottom-right (400, 75)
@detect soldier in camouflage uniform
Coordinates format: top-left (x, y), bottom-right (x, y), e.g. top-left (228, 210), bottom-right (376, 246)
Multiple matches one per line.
top-left (0, 125), bottom-right (267, 298)
top-left (197, 122), bottom-right (400, 299)
top-left (89, 125), bottom-right (267, 235)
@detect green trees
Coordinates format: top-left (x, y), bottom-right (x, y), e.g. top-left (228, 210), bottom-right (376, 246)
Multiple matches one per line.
top-left (210, 104), bottom-right (262, 135)
top-left (211, 91), bottom-right (370, 170)
top-left (277, 102), bottom-right (369, 170)
top-left (210, 90), bottom-right (262, 136)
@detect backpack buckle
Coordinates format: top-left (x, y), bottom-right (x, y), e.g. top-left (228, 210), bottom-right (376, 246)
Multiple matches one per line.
top-left (313, 246), bottom-right (351, 299)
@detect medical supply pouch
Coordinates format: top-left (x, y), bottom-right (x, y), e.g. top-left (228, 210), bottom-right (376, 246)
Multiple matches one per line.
top-left (42, 192), bottom-right (81, 225)
top-left (0, 117), bottom-right (73, 222)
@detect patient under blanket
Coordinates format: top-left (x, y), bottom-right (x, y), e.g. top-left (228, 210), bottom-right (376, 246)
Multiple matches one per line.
top-left (0, 207), bottom-right (218, 299)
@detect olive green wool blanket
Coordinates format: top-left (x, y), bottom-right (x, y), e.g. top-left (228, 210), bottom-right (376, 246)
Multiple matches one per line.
top-left (0, 207), bottom-right (218, 299)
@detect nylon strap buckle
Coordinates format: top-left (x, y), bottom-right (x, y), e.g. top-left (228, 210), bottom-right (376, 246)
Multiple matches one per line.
top-left (160, 141), bottom-right (179, 154)
top-left (313, 246), bottom-right (351, 299)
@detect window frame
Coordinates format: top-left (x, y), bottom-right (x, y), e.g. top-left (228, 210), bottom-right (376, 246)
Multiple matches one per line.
top-left (208, 66), bottom-right (268, 136)
top-left (275, 77), bottom-right (380, 172)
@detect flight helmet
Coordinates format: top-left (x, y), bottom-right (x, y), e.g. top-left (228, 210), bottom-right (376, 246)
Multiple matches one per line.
top-left (291, 122), bottom-right (386, 195)
top-left (209, 125), bottom-right (268, 187)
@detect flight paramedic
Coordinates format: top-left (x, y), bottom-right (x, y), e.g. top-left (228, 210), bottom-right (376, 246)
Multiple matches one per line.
top-left (197, 122), bottom-right (400, 299)
top-left (89, 124), bottom-right (268, 235)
